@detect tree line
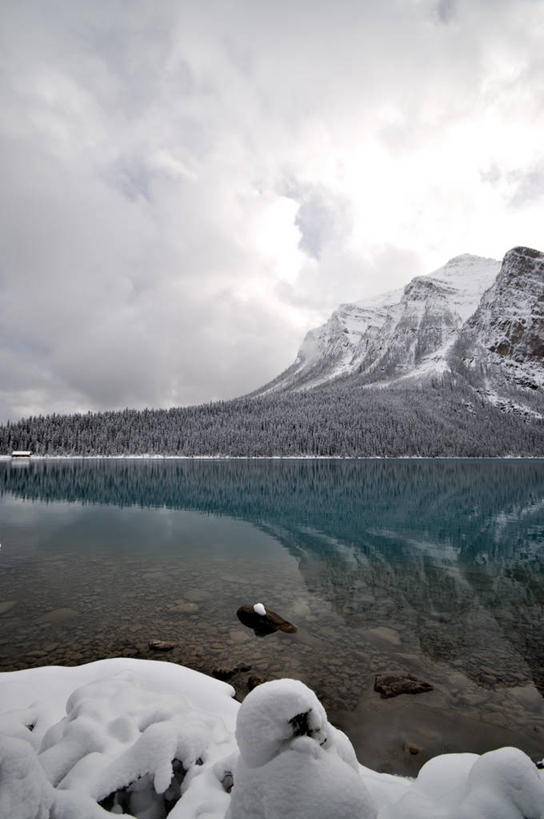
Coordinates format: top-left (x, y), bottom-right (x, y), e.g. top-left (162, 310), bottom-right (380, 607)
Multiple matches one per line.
top-left (1, 381), bottom-right (543, 457)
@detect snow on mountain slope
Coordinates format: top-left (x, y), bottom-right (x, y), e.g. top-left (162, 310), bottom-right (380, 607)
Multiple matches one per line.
top-left (257, 254), bottom-right (500, 395)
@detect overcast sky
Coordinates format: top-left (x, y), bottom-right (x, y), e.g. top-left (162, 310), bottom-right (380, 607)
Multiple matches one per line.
top-left (1, 0), bottom-right (543, 421)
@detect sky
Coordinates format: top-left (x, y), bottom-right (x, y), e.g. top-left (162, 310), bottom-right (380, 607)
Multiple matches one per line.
top-left (1, 0), bottom-right (543, 422)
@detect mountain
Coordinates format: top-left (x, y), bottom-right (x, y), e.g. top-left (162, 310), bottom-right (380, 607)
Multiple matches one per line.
top-left (454, 247), bottom-right (544, 416)
top-left (255, 246), bottom-right (544, 419)
top-left (1, 246), bottom-right (543, 457)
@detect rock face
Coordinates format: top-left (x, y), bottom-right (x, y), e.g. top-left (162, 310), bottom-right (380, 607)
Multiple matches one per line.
top-left (456, 246), bottom-right (544, 395)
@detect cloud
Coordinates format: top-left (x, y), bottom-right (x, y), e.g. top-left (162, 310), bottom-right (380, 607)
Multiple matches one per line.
top-left (282, 182), bottom-right (352, 261)
top-left (1, 0), bottom-right (544, 421)
top-left (508, 166), bottom-right (544, 207)
top-left (435, 0), bottom-right (457, 23)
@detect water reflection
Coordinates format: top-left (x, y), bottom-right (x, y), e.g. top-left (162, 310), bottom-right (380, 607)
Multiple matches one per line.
top-left (1, 458), bottom-right (543, 692)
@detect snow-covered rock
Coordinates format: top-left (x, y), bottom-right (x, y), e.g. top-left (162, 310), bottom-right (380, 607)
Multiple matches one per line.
top-left (0, 661), bottom-right (542, 818)
top-left (379, 746), bottom-right (544, 819)
top-left (226, 678), bottom-right (377, 819)
top-left (0, 735), bottom-right (54, 819)
top-left (0, 659), bottom-right (238, 819)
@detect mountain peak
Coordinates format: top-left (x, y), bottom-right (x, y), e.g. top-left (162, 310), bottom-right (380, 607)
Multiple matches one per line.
top-left (255, 251), bottom-right (502, 396)
top-left (504, 246), bottom-right (544, 261)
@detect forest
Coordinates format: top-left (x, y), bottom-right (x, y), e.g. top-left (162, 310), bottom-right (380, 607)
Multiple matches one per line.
top-left (1, 380), bottom-right (543, 457)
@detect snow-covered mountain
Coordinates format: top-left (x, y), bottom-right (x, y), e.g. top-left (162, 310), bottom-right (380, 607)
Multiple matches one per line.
top-left (455, 246), bottom-right (544, 403)
top-left (257, 247), bottom-right (544, 416)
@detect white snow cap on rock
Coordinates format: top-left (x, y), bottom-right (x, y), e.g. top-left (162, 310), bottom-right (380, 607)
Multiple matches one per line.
top-left (226, 678), bottom-right (377, 819)
top-left (253, 603), bottom-right (266, 616)
top-left (379, 746), bottom-right (544, 819)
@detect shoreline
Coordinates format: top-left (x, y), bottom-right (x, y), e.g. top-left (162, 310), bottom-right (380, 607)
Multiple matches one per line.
top-left (2, 637), bottom-right (543, 780)
top-left (2, 454), bottom-right (544, 461)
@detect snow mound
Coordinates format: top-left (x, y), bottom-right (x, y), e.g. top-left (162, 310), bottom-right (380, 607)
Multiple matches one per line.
top-left (0, 661), bottom-right (542, 819)
top-left (227, 678), bottom-right (377, 818)
top-left (379, 746), bottom-right (544, 818)
top-left (0, 659), bottom-right (238, 819)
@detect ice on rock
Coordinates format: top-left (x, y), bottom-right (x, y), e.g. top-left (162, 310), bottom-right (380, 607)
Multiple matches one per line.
top-left (226, 679), bottom-right (377, 819)
top-left (253, 603), bottom-right (266, 616)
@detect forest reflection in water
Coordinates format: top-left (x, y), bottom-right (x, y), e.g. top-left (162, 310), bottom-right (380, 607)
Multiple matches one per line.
top-left (0, 457), bottom-right (543, 773)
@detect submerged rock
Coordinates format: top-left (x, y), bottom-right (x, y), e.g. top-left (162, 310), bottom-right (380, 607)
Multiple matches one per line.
top-left (236, 603), bottom-right (297, 637)
top-left (148, 640), bottom-right (176, 652)
top-left (212, 664), bottom-right (251, 682)
top-left (374, 673), bottom-right (433, 698)
top-left (247, 674), bottom-right (267, 692)
top-left (40, 608), bottom-right (79, 624)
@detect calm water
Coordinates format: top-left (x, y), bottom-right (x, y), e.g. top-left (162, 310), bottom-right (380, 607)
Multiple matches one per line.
top-left (1, 458), bottom-right (543, 774)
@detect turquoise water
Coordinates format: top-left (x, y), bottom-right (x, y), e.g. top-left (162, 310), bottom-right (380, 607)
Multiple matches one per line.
top-left (1, 458), bottom-right (543, 773)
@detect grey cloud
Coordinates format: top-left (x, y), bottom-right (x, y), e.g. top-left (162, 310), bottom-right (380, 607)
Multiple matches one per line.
top-left (436, 0), bottom-right (456, 23)
top-left (1, 0), bottom-right (543, 421)
top-left (287, 185), bottom-right (352, 260)
top-left (277, 244), bottom-right (422, 317)
top-left (508, 167), bottom-right (544, 208)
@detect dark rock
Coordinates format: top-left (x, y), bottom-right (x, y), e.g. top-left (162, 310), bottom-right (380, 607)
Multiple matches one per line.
top-left (237, 604), bottom-right (297, 637)
top-left (119, 644), bottom-right (141, 658)
top-left (212, 664), bottom-right (252, 682)
top-left (221, 771), bottom-right (234, 794)
top-left (374, 673), bottom-right (434, 698)
top-left (404, 742), bottom-right (424, 755)
top-left (148, 640), bottom-right (176, 651)
top-left (247, 675), bottom-right (267, 691)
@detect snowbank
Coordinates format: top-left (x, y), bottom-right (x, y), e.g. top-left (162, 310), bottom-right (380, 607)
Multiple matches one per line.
top-left (0, 659), bottom-right (542, 818)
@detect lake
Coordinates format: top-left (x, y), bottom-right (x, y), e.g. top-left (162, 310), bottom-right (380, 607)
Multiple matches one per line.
top-left (0, 457), bottom-right (543, 774)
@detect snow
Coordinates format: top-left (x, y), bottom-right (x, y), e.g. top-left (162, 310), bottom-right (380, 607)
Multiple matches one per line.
top-left (258, 252), bottom-right (502, 394)
top-left (226, 678), bottom-right (378, 818)
top-left (0, 660), bottom-right (237, 819)
top-left (0, 660), bottom-right (542, 819)
top-left (252, 603), bottom-right (266, 616)
top-left (426, 254), bottom-right (500, 322)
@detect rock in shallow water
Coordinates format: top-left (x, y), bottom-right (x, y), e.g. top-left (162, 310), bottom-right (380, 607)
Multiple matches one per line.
top-left (236, 604), bottom-right (297, 637)
top-left (374, 673), bottom-right (433, 698)
top-left (40, 608), bottom-right (79, 623)
top-left (148, 640), bottom-right (177, 652)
